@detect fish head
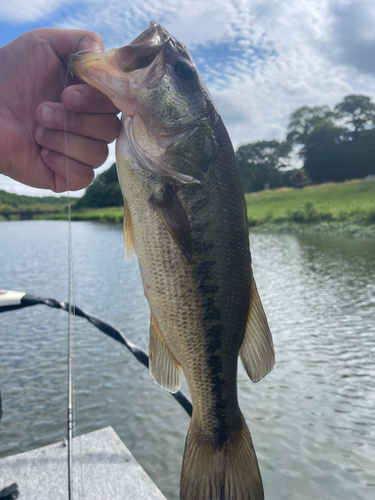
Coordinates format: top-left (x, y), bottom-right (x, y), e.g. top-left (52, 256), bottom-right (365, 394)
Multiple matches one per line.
top-left (65, 21), bottom-right (220, 183)
top-left (67, 21), bottom-right (211, 133)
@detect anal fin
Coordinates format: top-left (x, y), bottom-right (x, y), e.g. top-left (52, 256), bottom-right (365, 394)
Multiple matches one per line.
top-left (239, 271), bottom-right (275, 382)
top-left (123, 200), bottom-right (135, 262)
top-left (149, 314), bottom-right (182, 393)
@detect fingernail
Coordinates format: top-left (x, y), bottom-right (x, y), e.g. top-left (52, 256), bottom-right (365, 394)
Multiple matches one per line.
top-left (35, 126), bottom-right (44, 140)
top-left (80, 38), bottom-right (102, 53)
top-left (72, 89), bottom-right (82, 108)
top-left (90, 40), bottom-right (102, 52)
top-left (41, 148), bottom-right (50, 159)
top-left (41, 105), bottom-right (53, 123)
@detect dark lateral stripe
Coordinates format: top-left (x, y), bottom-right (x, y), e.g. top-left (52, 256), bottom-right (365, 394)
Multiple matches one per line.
top-left (206, 325), bottom-right (223, 352)
top-left (195, 256), bottom-right (231, 444)
top-left (207, 353), bottom-right (231, 445)
top-left (215, 423), bottom-right (232, 445)
top-left (199, 284), bottom-right (220, 295)
top-left (193, 240), bottom-right (215, 253)
top-left (208, 353), bottom-right (222, 373)
top-left (196, 260), bottom-right (216, 280)
top-left (192, 223), bottom-right (206, 233)
top-left (203, 298), bottom-right (221, 322)
top-left (207, 335), bottom-right (222, 352)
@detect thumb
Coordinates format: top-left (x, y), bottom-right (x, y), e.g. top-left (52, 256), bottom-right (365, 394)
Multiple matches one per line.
top-left (43, 28), bottom-right (105, 60)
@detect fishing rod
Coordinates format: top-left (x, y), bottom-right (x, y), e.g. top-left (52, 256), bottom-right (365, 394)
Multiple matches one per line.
top-left (0, 289), bottom-right (193, 417)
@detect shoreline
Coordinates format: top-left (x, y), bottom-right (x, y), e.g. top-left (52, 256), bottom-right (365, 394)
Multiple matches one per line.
top-left (250, 219), bottom-right (375, 239)
top-left (2, 209), bottom-right (374, 239)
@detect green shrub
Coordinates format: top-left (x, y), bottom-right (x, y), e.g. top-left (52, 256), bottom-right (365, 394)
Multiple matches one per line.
top-left (366, 208), bottom-right (375, 224)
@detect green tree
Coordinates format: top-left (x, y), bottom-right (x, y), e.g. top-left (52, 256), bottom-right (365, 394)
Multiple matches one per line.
top-left (334, 94), bottom-right (375, 134)
top-left (287, 96), bottom-right (375, 183)
top-left (301, 122), bottom-right (349, 183)
top-left (287, 105), bottom-right (334, 146)
top-left (74, 163), bottom-right (123, 209)
top-left (236, 140), bottom-right (291, 192)
top-left (301, 122), bottom-right (375, 183)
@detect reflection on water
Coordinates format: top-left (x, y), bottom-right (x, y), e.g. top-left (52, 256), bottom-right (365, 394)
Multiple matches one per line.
top-left (1, 221), bottom-right (374, 500)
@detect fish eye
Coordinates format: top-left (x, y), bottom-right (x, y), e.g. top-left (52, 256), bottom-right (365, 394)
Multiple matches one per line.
top-left (174, 59), bottom-right (196, 82)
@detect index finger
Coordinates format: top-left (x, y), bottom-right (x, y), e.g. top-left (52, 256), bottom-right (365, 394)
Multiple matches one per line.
top-left (62, 84), bottom-right (120, 114)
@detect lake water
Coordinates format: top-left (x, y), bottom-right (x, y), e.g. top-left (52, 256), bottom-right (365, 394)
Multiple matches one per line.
top-left (0, 220), bottom-right (374, 500)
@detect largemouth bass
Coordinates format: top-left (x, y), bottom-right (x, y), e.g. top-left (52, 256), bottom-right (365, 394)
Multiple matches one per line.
top-left (66, 21), bottom-right (275, 500)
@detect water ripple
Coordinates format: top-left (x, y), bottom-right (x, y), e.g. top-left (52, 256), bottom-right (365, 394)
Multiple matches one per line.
top-left (1, 222), bottom-right (374, 500)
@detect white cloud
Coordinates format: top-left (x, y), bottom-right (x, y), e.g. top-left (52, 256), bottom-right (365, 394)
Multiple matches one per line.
top-left (56, 0), bottom-right (375, 144)
top-left (2, 0), bottom-right (375, 195)
top-left (0, 1), bottom-right (68, 23)
top-left (327, 0), bottom-right (375, 76)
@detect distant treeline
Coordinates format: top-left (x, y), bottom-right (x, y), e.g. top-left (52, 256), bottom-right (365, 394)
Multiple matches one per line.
top-left (77, 93), bottom-right (375, 208)
top-left (0, 190), bottom-right (73, 219)
top-left (0, 190), bottom-right (71, 208)
top-left (74, 164), bottom-right (123, 209)
top-left (0, 169), bottom-right (121, 215)
top-left (236, 94), bottom-right (375, 192)
top-left (2, 93), bottom-right (374, 214)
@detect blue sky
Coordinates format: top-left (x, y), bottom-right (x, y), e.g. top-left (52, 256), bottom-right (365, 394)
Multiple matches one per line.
top-left (2, 0), bottom-right (375, 196)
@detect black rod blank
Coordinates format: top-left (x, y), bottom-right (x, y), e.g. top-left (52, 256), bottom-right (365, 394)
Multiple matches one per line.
top-left (0, 293), bottom-right (192, 417)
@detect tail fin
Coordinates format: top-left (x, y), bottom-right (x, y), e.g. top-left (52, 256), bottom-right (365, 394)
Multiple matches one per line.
top-left (180, 417), bottom-right (264, 500)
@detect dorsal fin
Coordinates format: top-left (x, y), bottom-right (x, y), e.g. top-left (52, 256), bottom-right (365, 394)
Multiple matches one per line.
top-left (239, 271), bottom-right (275, 382)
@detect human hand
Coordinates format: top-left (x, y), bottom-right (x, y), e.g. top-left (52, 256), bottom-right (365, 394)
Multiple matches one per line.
top-left (0, 29), bottom-right (121, 192)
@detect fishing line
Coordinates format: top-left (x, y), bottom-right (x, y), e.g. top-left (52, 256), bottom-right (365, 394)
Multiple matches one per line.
top-left (63, 60), bottom-right (75, 500)
top-left (64, 51), bottom-right (91, 500)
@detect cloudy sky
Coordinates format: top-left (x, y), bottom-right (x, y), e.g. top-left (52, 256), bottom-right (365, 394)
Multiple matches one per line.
top-left (1, 0), bottom-right (375, 196)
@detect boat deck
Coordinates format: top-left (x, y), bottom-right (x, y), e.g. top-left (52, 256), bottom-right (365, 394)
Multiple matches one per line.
top-left (0, 426), bottom-right (167, 499)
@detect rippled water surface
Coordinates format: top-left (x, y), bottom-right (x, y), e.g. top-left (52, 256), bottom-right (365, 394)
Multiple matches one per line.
top-left (1, 221), bottom-right (374, 500)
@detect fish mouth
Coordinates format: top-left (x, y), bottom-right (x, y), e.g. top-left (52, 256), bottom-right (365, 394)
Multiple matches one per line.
top-left (65, 21), bottom-right (205, 184)
top-left (115, 20), bottom-right (170, 72)
top-left (64, 21), bottom-right (170, 116)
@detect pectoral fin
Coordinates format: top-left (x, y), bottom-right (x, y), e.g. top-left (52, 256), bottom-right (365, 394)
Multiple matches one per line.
top-left (149, 314), bottom-right (182, 393)
top-left (123, 201), bottom-right (135, 262)
top-left (150, 184), bottom-right (192, 263)
top-left (239, 272), bottom-right (275, 382)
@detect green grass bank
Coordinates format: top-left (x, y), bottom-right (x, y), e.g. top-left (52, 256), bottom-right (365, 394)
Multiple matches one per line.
top-left (2, 178), bottom-right (374, 238)
top-left (246, 178), bottom-right (375, 238)
top-left (36, 206), bottom-right (124, 223)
